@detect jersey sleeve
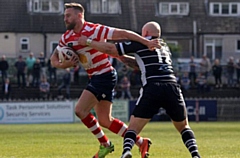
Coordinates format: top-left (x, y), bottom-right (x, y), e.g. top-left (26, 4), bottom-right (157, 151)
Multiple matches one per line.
top-left (97, 25), bottom-right (115, 41)
top-left (115, 41), bottom-right (147, 56)
top-left (57, 33), bottom-right (68, 50)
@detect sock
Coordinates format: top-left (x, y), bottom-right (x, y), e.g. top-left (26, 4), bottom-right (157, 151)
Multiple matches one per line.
top-left (108, 118), bottom-right (128, 136)
top-left (181, 128), bottom-right (201, 158)
top-left (122, 130), bottom-right (136, 154)
top-left (108, 118), bottom-right (142, 146)
top-left (81, 113), bottom-right (109, 145)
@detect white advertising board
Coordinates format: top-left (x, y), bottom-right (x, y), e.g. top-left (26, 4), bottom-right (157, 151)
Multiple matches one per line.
top-left (0, 102), bottom-right (74, 124)
top-left (111, 100), bottom-right (129, 122)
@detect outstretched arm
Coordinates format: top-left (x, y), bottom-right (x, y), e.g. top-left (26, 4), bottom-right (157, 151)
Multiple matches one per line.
top-left (78, 36), bottom-right (120, 57)
top-left (78, 36), bottom-right (139, 70)
top-left (112, 28), bottom-right (161, 50)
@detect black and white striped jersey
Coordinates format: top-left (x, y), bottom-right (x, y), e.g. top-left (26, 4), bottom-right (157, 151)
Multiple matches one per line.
top-left (115, 37), bottom-right (177, 86)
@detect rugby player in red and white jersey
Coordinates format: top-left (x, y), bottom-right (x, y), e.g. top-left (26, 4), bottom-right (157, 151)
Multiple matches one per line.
top-left (50, 2), bottom-right (159, 158)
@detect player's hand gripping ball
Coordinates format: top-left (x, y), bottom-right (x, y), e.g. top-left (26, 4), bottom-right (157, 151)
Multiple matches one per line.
top-left (58, 47), bottom-right (79, 65)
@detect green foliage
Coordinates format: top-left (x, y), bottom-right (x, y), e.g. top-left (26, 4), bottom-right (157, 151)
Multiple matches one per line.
top-left (0, 122), bottom-right (240, 158)
top-left (168, 44), bottom-right (182, 58)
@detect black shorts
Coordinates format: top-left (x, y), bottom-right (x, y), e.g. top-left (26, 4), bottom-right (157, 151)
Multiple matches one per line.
top-left (86, 69), bottom-right (117, 102)
top-left (132, 82), bottom-right (187, 122)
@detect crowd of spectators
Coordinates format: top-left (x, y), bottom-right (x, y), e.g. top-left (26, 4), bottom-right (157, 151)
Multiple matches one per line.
top-left (1, 53), bottom-right (240, 101)
top-left (177, 55), bottom-right (240, 96)
top-left (0, 52), bottom-right (80, 100)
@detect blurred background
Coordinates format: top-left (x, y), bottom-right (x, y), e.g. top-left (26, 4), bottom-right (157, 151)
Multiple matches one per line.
top-left (0, 0), bottom-right (240, 123)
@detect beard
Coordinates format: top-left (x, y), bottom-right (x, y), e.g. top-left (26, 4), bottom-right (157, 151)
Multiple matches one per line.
top-left (65, 21), bottom-right (76, 30)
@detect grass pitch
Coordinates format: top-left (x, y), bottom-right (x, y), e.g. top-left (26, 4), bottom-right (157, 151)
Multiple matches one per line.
top-left (0, 122), bottom-right (239, 158)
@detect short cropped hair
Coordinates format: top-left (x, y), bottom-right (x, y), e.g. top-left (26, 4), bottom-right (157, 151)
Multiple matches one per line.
top-left (64, 3), bottom-right (85, 13)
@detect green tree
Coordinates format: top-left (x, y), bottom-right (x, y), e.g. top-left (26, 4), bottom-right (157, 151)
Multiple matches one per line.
top-left (168, 44), bottom-right (181, 58)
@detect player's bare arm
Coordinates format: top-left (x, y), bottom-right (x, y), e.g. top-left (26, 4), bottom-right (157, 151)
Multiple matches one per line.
top-left (117, 55), bottom-right (139, 71)
top-left (111, 28), bottom-right (161, 50)
top-left (78, 36), bottom-right (120, 57)
top-left (50, 48), bottom-right (77, 69)
top-left (78, 36), bottom-right (139, 70)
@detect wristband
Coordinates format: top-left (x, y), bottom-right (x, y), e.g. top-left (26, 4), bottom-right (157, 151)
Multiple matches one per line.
top-left (86, 38), bottom-right (93, 46)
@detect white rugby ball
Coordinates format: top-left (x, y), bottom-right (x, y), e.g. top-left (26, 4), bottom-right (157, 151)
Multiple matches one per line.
top-left (58, 47), bottom-right (79, 63)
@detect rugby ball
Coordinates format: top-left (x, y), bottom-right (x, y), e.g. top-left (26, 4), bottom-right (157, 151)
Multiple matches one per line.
top-left (58, 47), bottom-right (79, 63)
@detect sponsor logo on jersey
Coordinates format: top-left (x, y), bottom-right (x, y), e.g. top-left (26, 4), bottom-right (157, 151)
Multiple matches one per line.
top-left (67, 42), bottom-right (73, 47)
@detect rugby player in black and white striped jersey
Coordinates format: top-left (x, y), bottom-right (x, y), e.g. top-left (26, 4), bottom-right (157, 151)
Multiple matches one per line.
top-left (78, 21), bottom-right (201, 158)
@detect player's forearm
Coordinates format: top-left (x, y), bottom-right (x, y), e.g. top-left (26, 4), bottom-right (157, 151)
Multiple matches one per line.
top-left (112, 29), bottom-right (149, 46)
top-left (88, 40), bottom-right (119, 57)
top-left (117, 55), bottom-right (139, 70)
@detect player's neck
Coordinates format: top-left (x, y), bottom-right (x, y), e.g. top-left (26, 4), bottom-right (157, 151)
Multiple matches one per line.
top-left (74, 19), bottom-right (85, 33)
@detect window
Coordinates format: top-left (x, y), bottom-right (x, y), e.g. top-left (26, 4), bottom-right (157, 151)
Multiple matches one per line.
top-left (159, 2), bottom-right (189, 15)
top-left (20, 38), bottom-right (30, 51)
top-left (204, 38), bottom-right (222, 60)
top-left (28, 0), bottom-right (64, 14)
top-left (210, 3), bottom-right (240, 16)
top-left (50, 41), bottom-right (59, 54)
top-left (236, 40), bottom-right (240, 52)
top-left (90, 0), bottom-right (121, 14)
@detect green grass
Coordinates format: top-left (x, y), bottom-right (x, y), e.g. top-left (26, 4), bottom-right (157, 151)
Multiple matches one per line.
top-left (0, 122), bottom-right (240, 158)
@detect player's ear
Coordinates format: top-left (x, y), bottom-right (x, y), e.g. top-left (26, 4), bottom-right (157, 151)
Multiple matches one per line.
top-left (142, 30), bottom-right (148, 37)
top-left (78, 12), bottom-right (83, 18)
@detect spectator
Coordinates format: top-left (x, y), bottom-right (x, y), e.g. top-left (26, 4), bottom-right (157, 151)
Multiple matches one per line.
top-left (236, 59), bottom-right (240, 87)
top-left (226, 56), bottom-right (235, 88)
top-left (212, 59), bottom-right (222, 88)
top-left (196, 72), bottom-right (207, 95)
top-left (38, 52), bottom-right (47, 78)
top-left (73, 64), bottom-right (80, 85)
top-left (26, 52), bottom-right (36, 87)
top-left (119, 76), bottom-right (132, 99)
top-left (200, 55), bottom-right (211, 79)
top-left (58, 68), bottom-right (71, 100)
top-left (2, 78), bottom-right (11, 101)
top-left (0, 55), bottom-right (9, 84)
top-left (39, 77), bottom-right (50, 100)
top-left (32, 59), bottom-right (41, 87)
top-left (188, 56), bottom-right (197, 88)
top-left (47, 59), bottom-right (57, 87)
top-left (180, 72), bottom-right (191, 93)
top-left (118, 65), bottom-right (131, 82)
top-left (14, 55), bottom-right (26, 88)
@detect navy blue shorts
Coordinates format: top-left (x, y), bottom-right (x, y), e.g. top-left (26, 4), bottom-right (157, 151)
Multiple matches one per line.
top-left (132, 82), bottom-right (187, 122)
top-left (86, 69), bottom-right (117, 102)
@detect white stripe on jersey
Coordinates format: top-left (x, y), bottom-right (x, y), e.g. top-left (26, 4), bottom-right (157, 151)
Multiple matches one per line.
top-left (90, 58), bottom-right (109, 69)
top-left (91, 51), bottom-right (104, 59)
top-left (61, 35), bottom-right (66, 46)
top-left (65, 30), bottom-right (73, 39)
top-left (137, 48), bottom-right (149, 53)
top-left (90, 66), bottom-right (112, 76)
top-left (84, 25), bottom-right (95, 32)
top-left (93, 25), bottom-right (102, 39)
top-left (107, 27), bottom-right (114, 39)
top-left (134, 54), bottom-right (147, 85)
top-left (141, 55), bottom-right (157, 59)
top-left (119, 43), bottom-right (126, 55)
top-left (100, 27), bottom-right (107, 39)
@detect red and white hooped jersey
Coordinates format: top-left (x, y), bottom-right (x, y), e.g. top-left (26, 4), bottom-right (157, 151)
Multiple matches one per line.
top-left (57, 21), bottom-right (115, 77)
